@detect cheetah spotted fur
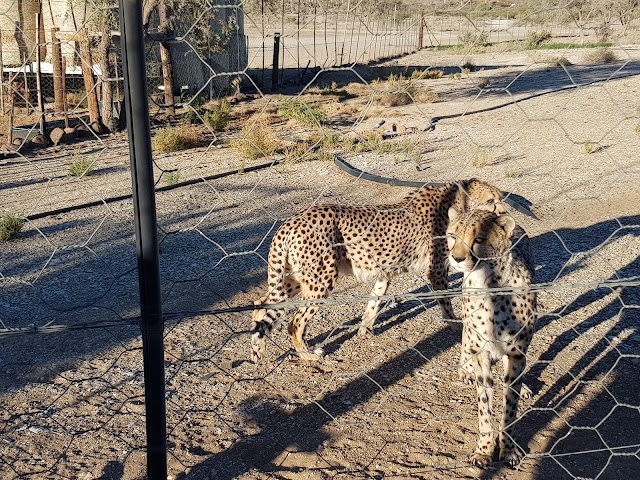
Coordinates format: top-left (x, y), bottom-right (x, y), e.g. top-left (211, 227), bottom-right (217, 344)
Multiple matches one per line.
top-left (251, 179), bottom-right (506, 363)
top-left (447, 207), bottom-right (536, 467)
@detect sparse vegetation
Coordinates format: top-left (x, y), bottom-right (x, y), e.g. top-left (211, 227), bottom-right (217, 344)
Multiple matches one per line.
top-left (526, 30), bottom-right (552, 49)
top-left (583, 48), bottom-right (618, 64)
top-left (230, 117), bottom-right (281, 160)
top-left (410, 68), bottom-right (444, 80)
top-left (203, 99), bottom-right (231, 131)
top-left (635, 124), bottom-right (640, 135)
top-left (315, 149), bottom-right (335, 162)
top-left (462, 60), bottom-right (476, 72)
top-left (476, 78), bottom-right (491, 89)
top-left (504, 169), bottom-right (522, 178)
top-left (581, 142), bottom-right (599, 154)
top-left (152, 125), bottom-right (201, 153)
top-left (69, 154), bottom-right (94, 177)
top-left (0, 213), bottom-right (25, 241)
top-left (279, 98), bottom-right (328, 126)
top-left (378, 84), bottom-right (437, 106)
top-left (469, 147), bottom-right (495, 167)
top-left (458, 31), bottom-right (489, 47)
top-left (163, 170), bottom-right (181, 185)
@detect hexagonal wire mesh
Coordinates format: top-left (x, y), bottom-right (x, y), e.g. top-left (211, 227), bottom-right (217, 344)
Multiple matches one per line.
top-left (1, 0), bottom-right (640, 478)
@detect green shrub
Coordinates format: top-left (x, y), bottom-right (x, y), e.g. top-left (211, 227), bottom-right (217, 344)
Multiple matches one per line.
top-left (69, 154), bottom-right (94, 177)
top-left (203, 99), bottom-right (231, 131)
top-left (0, 213), bottom-right (25, 241)
top-left (279, 98), bottom-right (327, 126)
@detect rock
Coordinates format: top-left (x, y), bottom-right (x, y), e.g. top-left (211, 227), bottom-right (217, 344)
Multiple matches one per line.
top-left (49, 127), bottom-right (67, 146)
top-left (90, 121), bottom-right (104, 135)
top-left (64, 127), bottom-right (78, 140)
top-left (31, 134), bottom-right (48, 147)
top-left (76, 124), bottom-right (94, 138)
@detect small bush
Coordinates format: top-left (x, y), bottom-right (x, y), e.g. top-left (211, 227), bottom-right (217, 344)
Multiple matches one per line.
top-left (459, 31), bottom-right (489, 47)
top-left (69, 154), bottom-right (94, 177)
top-left (230, 118), bottom-right (281, 160)
top-left (469, 147), bottom-right (495, 167)
top-left (152, 125), bottom-right (200, 153)
top-left (203, 99), bottom-right (231, 131)
top-left (315, 149), bottom-right (335, 162)
top-left (635, 124), bottom-right (640, 135)
top-left (163, 170), bottom-right (181, 185)
top-left (582, 142), bottom-right (599, 154)
top-left (378, 84), bottom-right (436, 106)
top-left (410, 68), bottom-right (444, 80)
top-left (476, 78), bottom-right (491, 89)
top-left (0, 213), bottom-right (25, 241)
top-left (504, 169), bottom-right (522, 178)
top-left (462, 60), bottom-right (476, 72)
top-left (279, 98), bottom-right (327, 126)
top-left (526, 30), bottom-right (552, 48)
top-left (583, 48), bottom-right (617, 64)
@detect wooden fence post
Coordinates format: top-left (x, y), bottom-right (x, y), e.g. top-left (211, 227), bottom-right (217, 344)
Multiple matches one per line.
top-left (52, 27), bottom-right (64, 113)
top-left (78, 28), bottom-right (101, 126)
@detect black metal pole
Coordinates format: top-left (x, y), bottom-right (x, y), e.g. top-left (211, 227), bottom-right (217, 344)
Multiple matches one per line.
top-left (118, 1), bottom-right (167, 479)
top-left (272, 32), bottom-right (280, 90)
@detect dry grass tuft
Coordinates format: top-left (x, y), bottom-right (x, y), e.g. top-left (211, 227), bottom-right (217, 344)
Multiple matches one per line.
top-left (469, 147), bottom-right (495, 167)
top-left (583, 48), bottom-right (618, 64)
top-left (152, 125), bottom-right (201, 153)
top-left (230, 117), bottom-right (281, 160)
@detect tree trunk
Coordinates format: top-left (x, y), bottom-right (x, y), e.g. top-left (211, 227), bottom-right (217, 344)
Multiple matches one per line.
top-left (99, 27), bottom-right (114, 132)
top-left (78, 28), bottom-right (101, 127)
top-left (51, 28), bottom-right (64, 113)
top-left (158, 2), bottom-right (175, 117)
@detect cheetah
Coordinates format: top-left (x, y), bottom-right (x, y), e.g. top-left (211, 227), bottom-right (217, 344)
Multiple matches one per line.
top-left (250, 179), bottom-right (506, 364)
top-left (446, 207), bottom-right (536, 467)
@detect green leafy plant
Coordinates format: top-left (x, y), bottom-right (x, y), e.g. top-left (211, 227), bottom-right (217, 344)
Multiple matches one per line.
top-left (0, 213), bottom-right (25, 241)
top-left (203, 99), bottom-right (231, 131)
top-left (69, 154), bottom-right (94, 177)
top-left (279, 98), bottom-right (328, 126)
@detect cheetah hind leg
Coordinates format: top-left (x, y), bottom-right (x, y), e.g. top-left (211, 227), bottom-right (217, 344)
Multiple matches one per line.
top-left (358, 278), bottom-right (389, 337)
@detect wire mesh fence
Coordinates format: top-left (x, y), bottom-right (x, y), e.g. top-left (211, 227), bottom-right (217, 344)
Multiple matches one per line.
top-left (2, 0), bottom-right (640, 479)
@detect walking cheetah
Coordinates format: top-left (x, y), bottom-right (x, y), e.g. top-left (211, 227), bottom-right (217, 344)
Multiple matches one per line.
top-left (250, 179), bottom-right (506, 363)
top-left (446, 207), bottom-right (536, 467)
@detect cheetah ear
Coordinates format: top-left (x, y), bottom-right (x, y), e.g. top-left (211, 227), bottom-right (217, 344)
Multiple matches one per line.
top-left (448, 206), bottom-right (460, 222)
top-left (495, 214), bottom-right (516, 237)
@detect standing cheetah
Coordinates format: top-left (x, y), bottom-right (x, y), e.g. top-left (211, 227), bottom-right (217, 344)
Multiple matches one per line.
top-left (251, 179), bottom-right (506, 363)
top-left (446, 207), bottom-right (536, 467)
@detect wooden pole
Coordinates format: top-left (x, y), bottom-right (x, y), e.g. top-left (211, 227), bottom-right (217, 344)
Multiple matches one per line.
top-left (35, 12), bottom-right (47, 137)
top-left (158, 2), bottom-right (175, 117)
top-left (0, 29), bottom-right (4, 114)
top-left (62, 56), bottom-right (69, 129)
top-left (52, 27), bottom-right (64, 113)
top-left (78, 28), bottom-right (101, 126)
top-left (7, 88), bottom-right (14, 146)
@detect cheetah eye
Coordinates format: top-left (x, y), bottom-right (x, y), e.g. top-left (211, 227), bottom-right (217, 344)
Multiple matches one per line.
top-left (475, 237), bottom-right (486, 244)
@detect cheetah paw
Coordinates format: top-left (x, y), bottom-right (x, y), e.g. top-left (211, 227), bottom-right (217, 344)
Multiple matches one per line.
top-left (357, 326), bottom-right (373, 337)
top-left (458, 369), bottom-right (475, 385)
top-left (295, 349), bottom-right (324, 362)
top-left (499, 448), bottom-right (523, 467)
top-left (470, 452), bottom-right (493, 467)
top-left (521, 383), bottom-right (533, 399)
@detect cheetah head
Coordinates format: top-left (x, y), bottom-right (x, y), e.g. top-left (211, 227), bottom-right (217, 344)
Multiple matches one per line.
top-left (460, 179), bottom-right (507, 215)
top-left (446, 207), bottom-right (516, 273)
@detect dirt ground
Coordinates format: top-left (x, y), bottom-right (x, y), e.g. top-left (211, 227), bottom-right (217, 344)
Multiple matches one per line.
top-left (1, 45), bottom-right (640, 480)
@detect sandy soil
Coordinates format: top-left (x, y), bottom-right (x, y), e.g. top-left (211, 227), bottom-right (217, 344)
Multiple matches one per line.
top-left (1, 46), bottom-right (639, 479)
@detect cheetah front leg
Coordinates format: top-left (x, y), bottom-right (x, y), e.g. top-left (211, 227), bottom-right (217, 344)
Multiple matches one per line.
top-left (458, 323), bottom-right (475, 385)
top-left (499, 353), bottom-right (526, 467)
top-left (358, 277), bottom-right (389, 336)
top-left (471, 350), bottom-right (495, 467)
top-left (428, 245), bottom-right (459, 328)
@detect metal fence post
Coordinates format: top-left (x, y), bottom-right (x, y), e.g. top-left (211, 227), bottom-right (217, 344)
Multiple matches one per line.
top-left (118, 1), bottom-right (167, 479)
top-left (272, 32), bottom-right (281, 89)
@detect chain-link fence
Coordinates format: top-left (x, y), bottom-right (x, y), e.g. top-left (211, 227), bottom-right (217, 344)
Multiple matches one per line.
top-left (2, 0), bottom-right (640, 479)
